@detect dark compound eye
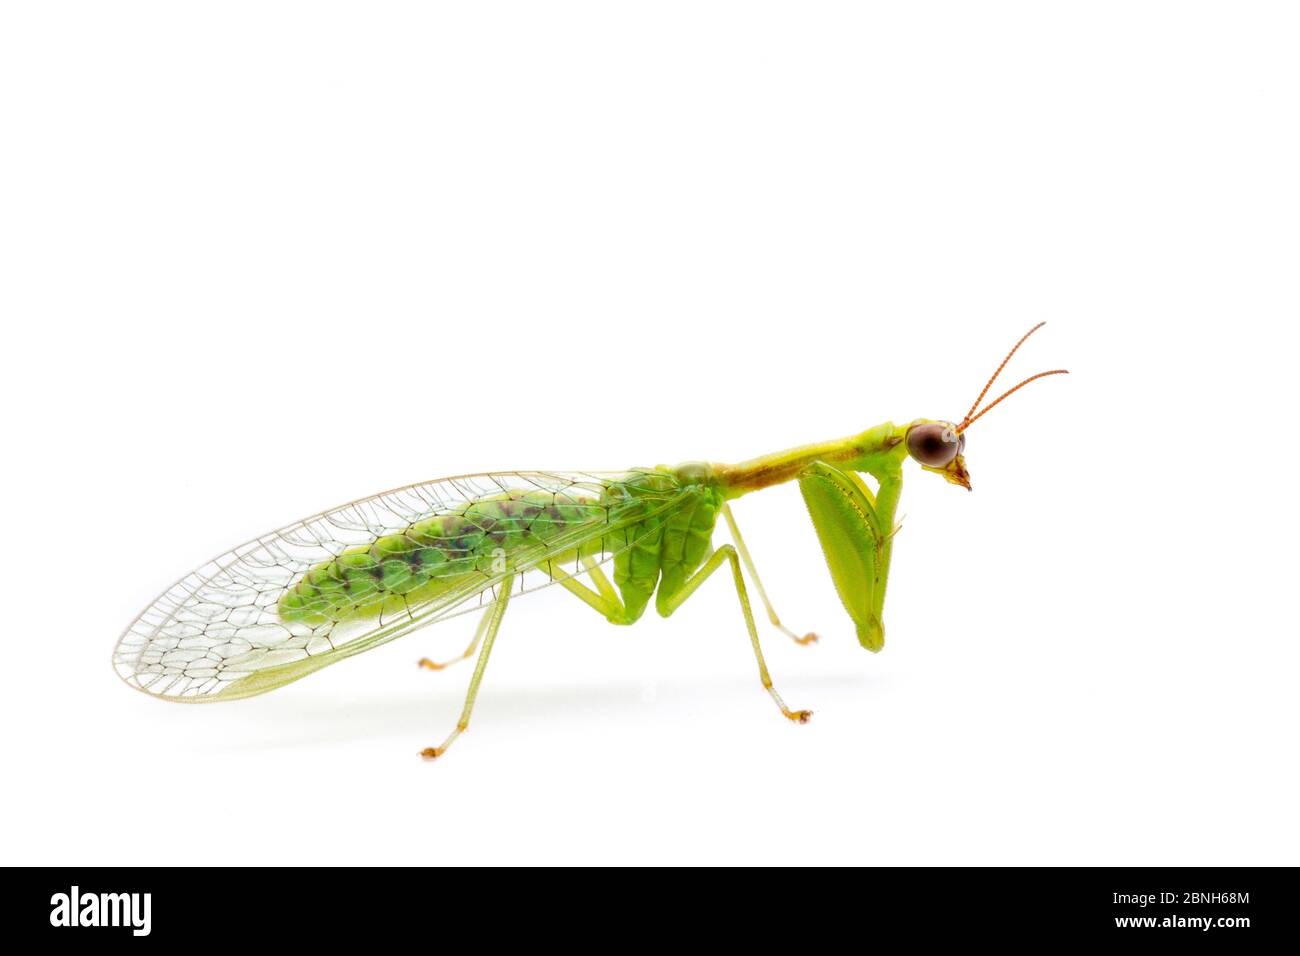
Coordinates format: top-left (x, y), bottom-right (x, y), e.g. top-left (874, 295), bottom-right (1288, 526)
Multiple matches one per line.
top-left (906, 423), bottom-right (965, 467)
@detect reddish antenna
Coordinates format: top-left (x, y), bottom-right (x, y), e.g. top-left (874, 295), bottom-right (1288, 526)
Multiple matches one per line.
top-left (955, 322), bottom-right (1068, 434)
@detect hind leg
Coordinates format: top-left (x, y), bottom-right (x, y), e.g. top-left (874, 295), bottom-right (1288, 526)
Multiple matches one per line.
top-left (420, 574), bottom-right (515, 760)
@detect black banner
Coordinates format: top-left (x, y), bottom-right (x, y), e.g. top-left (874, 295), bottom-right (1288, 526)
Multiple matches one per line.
top-left (12, 867), bottom-right (1292, 944)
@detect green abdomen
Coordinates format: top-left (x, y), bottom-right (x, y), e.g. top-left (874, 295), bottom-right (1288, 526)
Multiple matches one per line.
top-left (278, 489), bottom-right (605, 626)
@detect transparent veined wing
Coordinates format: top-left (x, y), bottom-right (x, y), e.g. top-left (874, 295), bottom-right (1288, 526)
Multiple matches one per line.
top-left (114, 470), bottom-right (693, 701)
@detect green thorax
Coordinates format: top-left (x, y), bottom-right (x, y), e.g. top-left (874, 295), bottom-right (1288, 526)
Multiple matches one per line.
top-left (610, 463), bottom-right (725, 623)
top-left (715, 421), bottom-right (910, 498)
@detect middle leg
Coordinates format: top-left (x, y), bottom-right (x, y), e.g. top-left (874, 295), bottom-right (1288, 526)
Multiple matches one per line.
top-left (419, 573), bottom-right (515, 760)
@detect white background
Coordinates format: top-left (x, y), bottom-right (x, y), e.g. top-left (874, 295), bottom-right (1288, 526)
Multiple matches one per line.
top-left (2, 2), bottom-right (1296, 866)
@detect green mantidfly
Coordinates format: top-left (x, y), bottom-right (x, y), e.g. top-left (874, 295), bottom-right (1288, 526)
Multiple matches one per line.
top-left (114, 324), bottom-right (1067, 759)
